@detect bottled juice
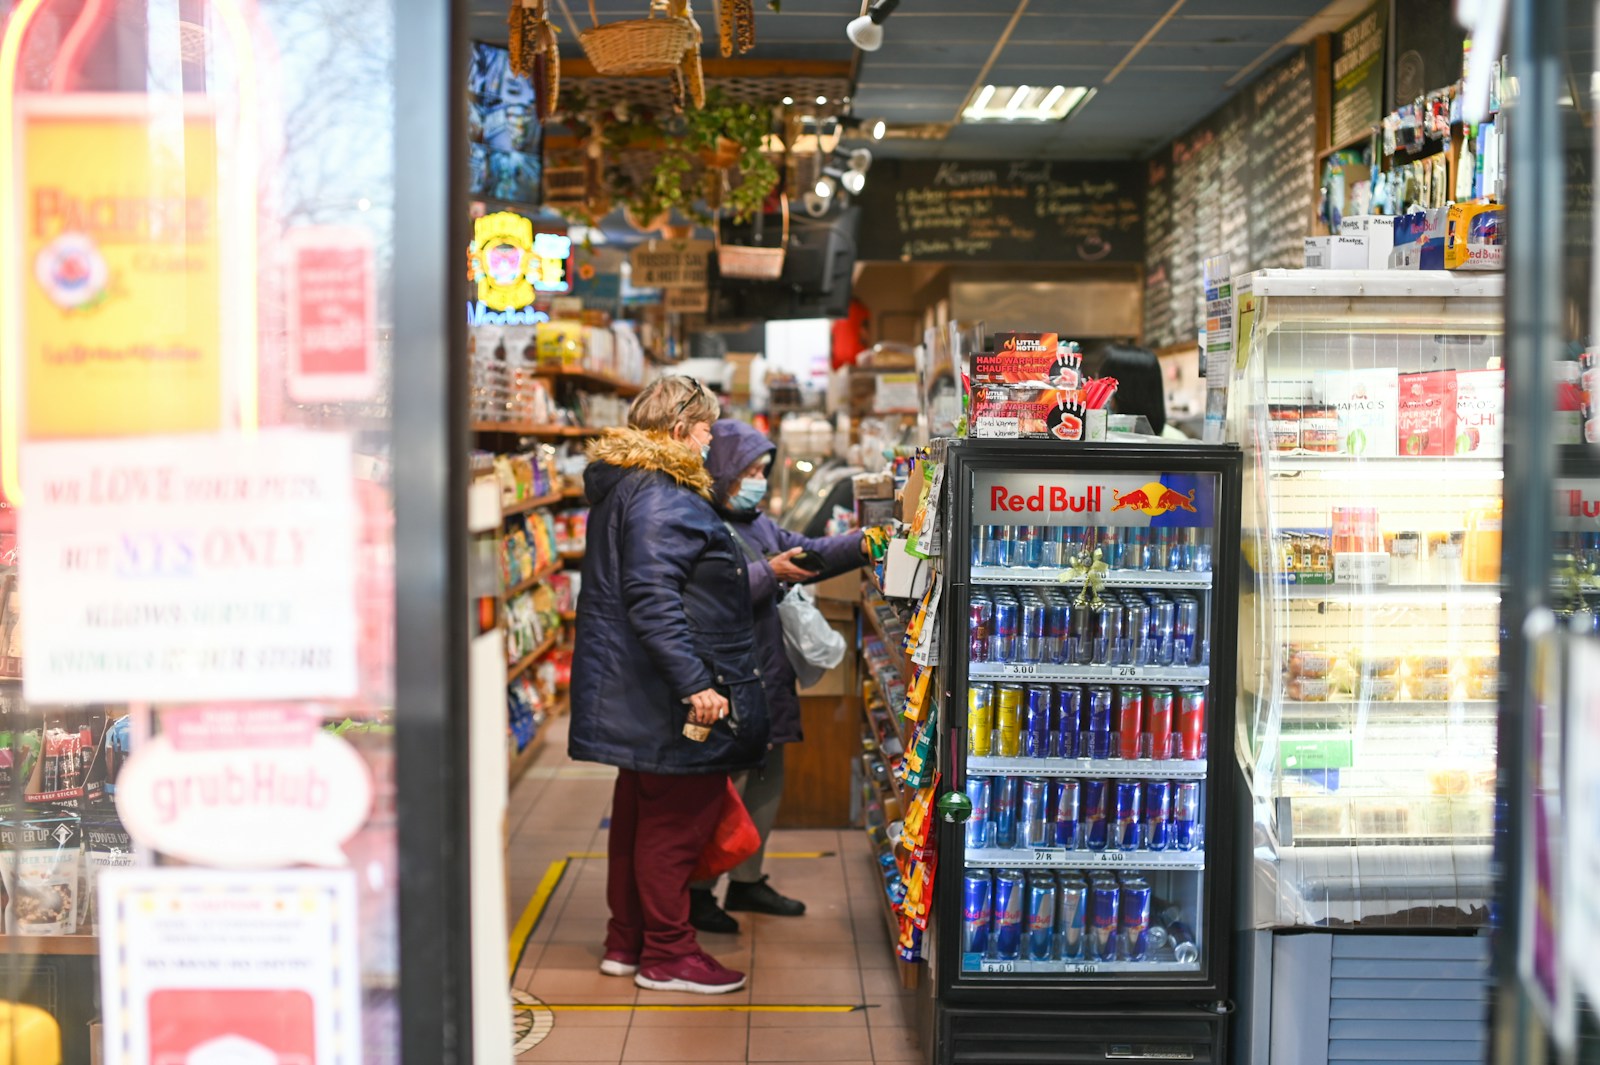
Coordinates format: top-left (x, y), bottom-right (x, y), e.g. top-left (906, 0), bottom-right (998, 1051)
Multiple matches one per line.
top-left (1463, 501), bottom-right (1503, 583)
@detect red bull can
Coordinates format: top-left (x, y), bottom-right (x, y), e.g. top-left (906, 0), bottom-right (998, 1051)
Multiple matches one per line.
top-left (992, 599), bottom-right (1019, 662)
top-left (1089, 877), bottom-right (1120, 961)
top-left (1051, 779), bottom-right (1080, 848)
top-left (1193, 529), bottom-right (1213, 573)
top-left (1083, 778), bottom-right (1111, 851)
top-left (1169, 527), bottom-right (1196, 571)
top-left (1044, 598), bottom-right (1071, 664)
top-left (992, 870), bottom-right (1025, 960)
top-left (1055, 686), bottom-right (1083, 758)
top-left (969, 596), bottom-right (992, 663)
top-left (1119, 877), bottom-right (1152, 961)
top-left (1026, 872), bottom-right (1058, 961)
top-left (1119, 526), bottom-right (1149, 570)
top-left (1093, 602), bottom-right (1124, 666)
top-left (1177, 688), bottom-right (1206, 760)
top-left (1085, 686), bottom-right (1114, 759)
top-left (1038, 525), bottom-right (1066, 569)
top-left (1174, 781), bottom-right (1202, 851)
top-left (1114, 780), bottom-right (1144, 851)
top-left (968, 684), bottom-right (995, 756)
top-left (1123, 600), bottom-right (1150, 667)
top-left (981, 525), bottom-right (1009, 567)
top-left (1019, 778), bottom-right (1050, 847)
top-left (1146, 687), bottom-right (1174, 760)
top-left (993, 776), bottom-right (1019, 848)
top-left (1116, 687), bottom-right (1144, 761)
top-left (1144, 779), bottom-right (1174, 851)
top-left (996, 685), bottom-right (1024, 757)
top-left (964, 776), bottom-right (992, 849)
top-left (1024, 686), bottom-right (1053, 758)
top-left (1174, 594), bottom-right (1200, 666)
top-left (961, 869), bottom-right (991, 955)
top-left (1069, 601), bottom-right (1094, 665)
top-left (1149, 526), bottom-right (1175, 570)
top-left (1012, 525), bottom-right (1041, 568)
top-left (1149, 596), bottom-right (1177, 666)
top-left (1056, 874), bottom-right (1088, 960)
top-left (1097, 526), bottom-right (1122, 568)
top-left (1167, 920), bottom-right (1199, 963)
top-left (1019, 600), bottom-right (1046, 663)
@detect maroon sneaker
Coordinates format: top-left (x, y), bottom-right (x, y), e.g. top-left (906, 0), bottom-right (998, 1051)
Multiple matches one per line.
top-left (599, 951), bottom-right (639, 977)
top-left (634, 951), bottom-right (747, 994)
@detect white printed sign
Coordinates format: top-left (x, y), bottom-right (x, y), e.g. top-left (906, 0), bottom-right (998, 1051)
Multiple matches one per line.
top-left (115, 705), bottom-right (373, 868)
top-left (19, 432), bottom-right (358, 702)
top-left (100, 869), bottom-right (363, 1065)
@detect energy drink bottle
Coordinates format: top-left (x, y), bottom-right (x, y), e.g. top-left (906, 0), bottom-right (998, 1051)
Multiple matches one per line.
top-left (1173, 595), bottom-right (1200, 666)
top-left (1149, 596), bottom-right (1177, 666)
top-left (1055, 686), bottom-right (1083, 758)
top-left (996, 685), bottom-right (1024, 757)
top-left (1026, 872), bottom-right (1058, 961)
top-left (1024, 687), bottom-right (1053, 758)
top-left (1114, 780), bottom-right (1144, 851)
top-left (1119, 877), bottom-right (1153, 961)
top-left (1174, 781), bottom-right (1202, 851)
top-left (964, 776), bottom-right (992, 849)
top-left (1038, 525), bottom-right (1065, 569)
top-left (1144, 780), bottom-right (1174, 851)
top-left (992, 598), bottom-right (1019, 662)
top-left (991, 870), bottom-right (1025, 960)
top-left (1085, 686), bottom-right (1114, 759)
top-left (1116, 687), bottom-right (1144, 761)
top-left (1019, 778), bottom-right (1050, 848)
top-left (993, 776), bottom-right (1019, 848)
top-left (1043, 597), bottom-right (1071, 664)
top-left (1146, 687), bottom-right (1174, 760)
top-left (1089, 877), bottom-right (1120, 961)
top-left (1124, 600), bottom-right (1150, 667)
top-left (1094, 601), bottom-right (1124, 666)
top-left (967, 685), bottom-right (995, 756)
top-left (1051, 779), bottom-right (1081, 848)
top-left (969, 595), bottom-right (992, 663)
top-left (1012, 525), bottom-right (1041, 568)
top-left (1177, 688), bottom-right (1206, 759)
top-left (1083, 778), bottom-right (1111, 851)
top-left (1056, 874), bottom-right (1088, 960)
top-left (961, 870), bottom-right (992, 955)
top-left (1120, 526), bottom-right (1149, 570)
top-left (1018, 600), bottom-right (1046, 663)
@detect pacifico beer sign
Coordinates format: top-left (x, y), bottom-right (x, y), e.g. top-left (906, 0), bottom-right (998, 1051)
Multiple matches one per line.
top-left (974, 471), bottom-right (1214, 529)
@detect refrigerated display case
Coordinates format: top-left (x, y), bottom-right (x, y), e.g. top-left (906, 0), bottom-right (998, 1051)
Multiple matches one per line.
top-left (933, 440), bottom-right (1242, 1064)
top-left (1230, 271), bottom-right (1500, 1064)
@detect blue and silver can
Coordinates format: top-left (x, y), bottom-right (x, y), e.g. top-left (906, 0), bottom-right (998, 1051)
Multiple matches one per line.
top-left (1055, 686), bottom-right (1083, 758)
top-left (1019, 778), bottom-right (1050, 848)
top-left (1026, 872), bottom-right (1058, 961)
top-left (982, 525), bottom-right (1009, 567)
top-left (992, 776), bottom-right (1019, 849)
top-left (1051, 778), bottom-right (1081, 849)
top-left (1083, 778), bottom-right (1111, 852)
top-left (1114, 780), bottom-right (1144, 851)
top-left (1019, 600), bottom-right (1046, 663)
top-left (1037, 525), bottom-right (1066, 569)
top-left (1089, 877), bottom-right (1120, 961)
top-left (1174, 781), bottom-right (1201, 851)
top-left (1024, 687), bottom-right (1053, 758)
top-left (1056, 874), bottom-right (1088, 960)
top-left (1144, 779), bottom-right (1174, 851)
top-left (992, 870), bottom-right (1025, 960)
top-left (1085, 687), bottom-right (1114, 759)
top-left (1173, 594), bottom-right (1200, 666)
top-left (964, 776), bottom-right (992, 850)
top-left (1043, 598), bottom-right (1071, 664)
top-left (961, 869), bottom-right (992, 955)
top-left (1148, 596), bottom-right (1177, 666)
top-left (1120, 876), bottom-right (1152, 961)
top-left (1011, 525), bottom-right (1041, 568)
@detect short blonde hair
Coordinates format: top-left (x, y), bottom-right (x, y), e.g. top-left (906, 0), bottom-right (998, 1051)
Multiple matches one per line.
top-left (629, 376), bottom-right (719, 434)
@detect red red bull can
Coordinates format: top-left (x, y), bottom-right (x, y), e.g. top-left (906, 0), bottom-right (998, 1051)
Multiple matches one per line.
top-left (969, 595), bottom-right (992, 663)
top-left (1051, 779), bottom-right (1081, 848)
top-left (992, 869), bottom-right (1025, 960)
top-left (1114, 780), bottom-right (1143, 851)
top-left (1177, 688), bottom-right (1206, 759)
top-left (1083, 778), bottom-right (1111, 851)
top-left (1089, 877), bottom-right (1120, 961)
top-left (1024, 686), bottom-right (1053, 758)
top-left (1026, 872), bottom-right (1057, 961)
top-left (1056, 874), bottom-right (1088, 959)
top-left (1146, 687), bottom-right (1174, 760)
top-left (1054, 686), bottom-right (1083, 758)
top-left (1144, 780), bottom-right (1174, 851)
top-left (961, 869), bottom-right (992, 955)
top-left (1119, 876), bottom-right (1152, 961)
top-left (1116, 687), bottom-right (1143, 761)
top-left (1174, 781), bottom-right (1202, 851)
top-left (1085, 686), bottom-right (1114, 759)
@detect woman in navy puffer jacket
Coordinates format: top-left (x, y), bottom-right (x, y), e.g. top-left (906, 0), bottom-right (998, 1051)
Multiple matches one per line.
top-left (568, 377), bottom-right (769, 997)
top-left (688, 419), bottom-right (867, 935)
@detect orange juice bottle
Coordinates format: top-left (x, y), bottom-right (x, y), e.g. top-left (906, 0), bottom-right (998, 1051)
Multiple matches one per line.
top-left (1463, 500), bottom-right (1503, 583)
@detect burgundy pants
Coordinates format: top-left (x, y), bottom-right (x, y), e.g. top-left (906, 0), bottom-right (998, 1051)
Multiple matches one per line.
top-left (605, 768), bottom-right (728, 966)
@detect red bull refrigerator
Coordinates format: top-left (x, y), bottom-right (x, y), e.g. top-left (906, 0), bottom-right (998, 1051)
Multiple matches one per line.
top-left (931, 440), bottom-right (1242, 1064)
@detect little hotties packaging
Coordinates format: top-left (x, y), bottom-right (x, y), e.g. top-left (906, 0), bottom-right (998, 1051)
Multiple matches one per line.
top-left (970, 334), bottom-right (1086, 441)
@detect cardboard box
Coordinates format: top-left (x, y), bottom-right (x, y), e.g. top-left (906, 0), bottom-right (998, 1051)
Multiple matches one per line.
top-left (811, 570), bottom-right (863, 603)
top-left (1329, 235), bottom-right (1370, 270)
top-left (796, 616), bottom-right (858, 696)
top-left (1303, 236), bottom-right (1331, 269)
top-left (1340, 216), bottom-right (1396, 270)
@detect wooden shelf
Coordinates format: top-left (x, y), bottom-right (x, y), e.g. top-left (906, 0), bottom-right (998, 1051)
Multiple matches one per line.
top-left (863, 847), bottom-right (920, 990)
top-left (558, 547), bottom-right (586, 561)
top-left (506, 558), bottom-right (564, 598)
top-left (535, 369), bottom-right (644, 398)
top-left (0, 934), bottom-right (99, 956)
top-left (471, 422), bottom-right (606, 437)
top-left (503, 491), bottom-right (563, 517)
top-left (560, 485), bottom-right (587, 500)
top-left (507, 629), bottom-right (560, 683)
top-left (508, 728), bottom-right (544, 787)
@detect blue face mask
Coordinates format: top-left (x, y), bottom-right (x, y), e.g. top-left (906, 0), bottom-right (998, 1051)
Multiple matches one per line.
top-left (701, 443), bottom-right (712, 462)
top-left (732, 477), bottom-right (767, 510)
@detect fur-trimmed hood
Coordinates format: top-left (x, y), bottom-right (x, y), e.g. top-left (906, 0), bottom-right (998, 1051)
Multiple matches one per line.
top-left (585, 427), bottom-right (714, 503)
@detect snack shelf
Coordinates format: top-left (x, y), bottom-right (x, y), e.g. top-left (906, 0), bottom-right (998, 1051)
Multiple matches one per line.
top-left (535, 369), bottom-right (644, 398)
top-left (503, 491), bottom-right (563, 517)
top-left (507, 629), bottom-right (560, 683)
top-left (971, 567), bottom-right (1213, 590)
top-left (967, 756), bottom-right (1208, 781)
top-left (0, 935), bottom-right (99, 956)
top-left (969, 664), bottom-right (1211, 685)
top-left (507, 557), bottom-right (564, 598)
top-left (964, 848), bottom-right (1207, 871)
top-left (861, 699), bottom-right (913, 816)
top-left (508, 726), bottom-right (545, 786)
top-left (471, 422), bottom-right (604, 437)
top-left (865, 840), bottom-right (921, 989)
top-left (859, 647), bottom-right (908, 754)
top-left (963, 955), bottom-right (1200, 976)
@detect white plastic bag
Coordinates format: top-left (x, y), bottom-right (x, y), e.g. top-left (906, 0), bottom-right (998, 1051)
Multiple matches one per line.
top-left (778, 584), bottom-right (845, 687)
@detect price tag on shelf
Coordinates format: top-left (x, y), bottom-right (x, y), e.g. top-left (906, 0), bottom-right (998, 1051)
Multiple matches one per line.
top-left (979, 960), bottom-right (1017, 974)
top-left (1333, 552), bottom-right (1392, 584)
top-left (1030, 848), bottom-right (1067, 863)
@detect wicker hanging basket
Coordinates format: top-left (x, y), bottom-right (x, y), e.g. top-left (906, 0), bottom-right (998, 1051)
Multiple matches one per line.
top-left (580, 0), bottom-right (700, 77)
top-left (715, 194), bottom-right (789, 281)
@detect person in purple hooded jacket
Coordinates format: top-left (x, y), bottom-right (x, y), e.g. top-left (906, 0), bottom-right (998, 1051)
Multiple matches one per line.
top-left (689, 419), bottom-right (869, 934)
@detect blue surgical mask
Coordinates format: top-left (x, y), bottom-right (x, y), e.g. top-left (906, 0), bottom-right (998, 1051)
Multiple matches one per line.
top-left (701, 443), bottom-right (712, 462)
top-left (732, 477), bottom-right (767, 510)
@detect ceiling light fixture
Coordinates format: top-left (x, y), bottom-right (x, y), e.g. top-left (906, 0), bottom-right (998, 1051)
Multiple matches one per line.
top-left (846, 0), bottom-right (899, 52)
top-left (842, 170), bottom-right (866, 194)
top-left (782, 95), bottom-right (794, 105)
top-left (1005, 85), bottom-right (1030, 114)
top-left (972, 84), bottom-right (996, 112)
top-left (871, 119), bottom-right (886, 140)
top-left (816, 95), bottom-right (828, 105)
top-left (815, 176), bottom-right (836, 199)
top-left (962, 84), bottom-right (1095, 124)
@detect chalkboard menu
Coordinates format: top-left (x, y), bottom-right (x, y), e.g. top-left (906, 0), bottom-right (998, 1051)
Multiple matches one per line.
top-left (857, 160), bottom-right (1144, 264)
top-left (1143, 46), bottom-right (1318, 349)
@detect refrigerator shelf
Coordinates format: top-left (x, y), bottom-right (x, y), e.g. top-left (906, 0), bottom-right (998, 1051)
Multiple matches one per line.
top-left (1274, 584), bottom-right (1500, 605)
top-left (971, 566), bottom-right (1214, 590)
top-left (970, 663), bottom-right (1211, 685)
top-left (965, 848), bottom-right (1206, 871)
top-left (1279, 698), bottom-right (1498, 724)
top-left (1266, 453), bottom-right (1503, 475)
top-left (967, 756), bottom-right (1207, 780)
top-left (962, 955), bottom-right (1202, 976)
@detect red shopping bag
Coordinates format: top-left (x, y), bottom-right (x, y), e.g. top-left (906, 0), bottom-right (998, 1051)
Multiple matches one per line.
top-left (690, 778), bottom-right (761, 882)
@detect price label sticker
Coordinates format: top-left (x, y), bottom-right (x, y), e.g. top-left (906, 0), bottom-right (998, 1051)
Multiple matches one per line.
top-left (980, 960), bottom-right (1016, 973)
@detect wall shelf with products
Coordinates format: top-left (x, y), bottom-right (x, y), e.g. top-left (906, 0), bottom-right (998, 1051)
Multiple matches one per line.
top-left (473, 422), bottom-right (604, 438)
top-left (503, 492), bottom-right (564, 517)
top-left (508, 558), bottom-right (564, 599)
top-left (535, 369), bottom-right (643, 398)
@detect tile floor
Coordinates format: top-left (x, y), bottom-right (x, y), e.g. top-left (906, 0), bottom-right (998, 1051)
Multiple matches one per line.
top-left (507, 716), bottom-right (924, 1065)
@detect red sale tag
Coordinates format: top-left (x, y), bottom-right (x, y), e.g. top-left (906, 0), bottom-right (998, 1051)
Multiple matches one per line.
top-left (286, 227), bottom-right (378, 403)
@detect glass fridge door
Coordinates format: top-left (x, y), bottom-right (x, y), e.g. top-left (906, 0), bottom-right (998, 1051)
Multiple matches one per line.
top-left (957, 465), bottom-right (1222, 977)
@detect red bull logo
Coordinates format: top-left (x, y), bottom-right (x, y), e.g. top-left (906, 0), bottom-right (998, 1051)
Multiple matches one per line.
top-left (1111, 481), bottom-right (1197, 518)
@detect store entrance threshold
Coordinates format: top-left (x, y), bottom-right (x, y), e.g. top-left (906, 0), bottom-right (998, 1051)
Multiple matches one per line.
top-left (506, 716), bottom-right (921, 1064)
